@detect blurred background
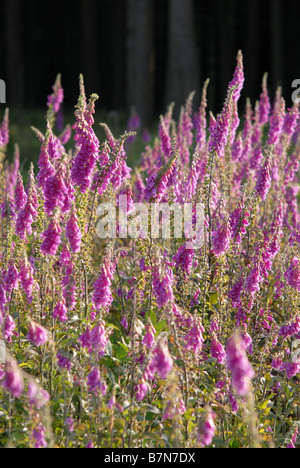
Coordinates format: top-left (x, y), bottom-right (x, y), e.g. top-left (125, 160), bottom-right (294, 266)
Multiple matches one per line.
top-left (0, 0), bottom-right (300, 131)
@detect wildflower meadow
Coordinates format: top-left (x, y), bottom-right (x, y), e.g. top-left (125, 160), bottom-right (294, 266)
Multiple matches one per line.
top-left (0, 51), bottom-right (299, 449)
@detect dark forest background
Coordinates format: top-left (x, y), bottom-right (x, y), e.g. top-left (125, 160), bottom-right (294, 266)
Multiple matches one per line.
top-left (1, 0), bottom-right (300, 127)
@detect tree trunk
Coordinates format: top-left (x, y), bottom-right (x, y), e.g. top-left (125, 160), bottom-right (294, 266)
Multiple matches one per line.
top-left (81, 0), bottom-right (99, 96)
top-left (244, 0), bottom-right (260, 103)
top-left (270, 0), bottom-right (283, 92)
top-left (165, 0), bottom-right (199, 115)
top-left (127, 0), bottom-right (154, 127)
top-left (5, 0), bottom-right (23, 107)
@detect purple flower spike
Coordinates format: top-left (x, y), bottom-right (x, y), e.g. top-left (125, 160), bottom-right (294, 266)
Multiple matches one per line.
top-left (226, 332), bottom-right (255, 397)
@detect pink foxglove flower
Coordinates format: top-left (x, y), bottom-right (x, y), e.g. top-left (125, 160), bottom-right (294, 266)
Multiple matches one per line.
top-left (79, 321), bottom-right (111, 358)
top-left (210, 338), bottom-right (226, 364)
top-left (226, 332), bottom-right (255, 397)
top-left (197, 407), bottom-right (216, 448)
top-left (14, 172), bottom-right (27, 212)
top-left (87, 367), bottom-right (106, 395)
top-left (31, 422), bottom-right (47, 448)
top-left (150, 340), bottom-right (173, 380)
top-left (0, 109), bottom-right (9, 147)
top-left (4, 263), bottom-right (19, 296)
top-left (43, 160), bottom-right (68, 216)
top-left (19, 259), bottom-right (36, 303)
top-left (66, 207), bottom-right (82, 254)
top-left (173, 245), bottom-right (194, 278)
top-left (162, 398), bottom-right (186, 421)
top-left (207, 86), bottom-right (235, 159)
top-left (92, 257), bottom-right (115, 311)
top-left (40, 215), bottom-right (62, 256)
top-left (135, 381), bottom-right (149, 402)
top-left (152, 264), bottom-right (174, 308)
top-left (2, 357), bottom-right (24, 398)
top-left (71, 77), bottom-right (100, 193)
top-left (184, 317), bottom-right (205, 355)
top-left (15, 165), bottom-right (38, 240)
top-left (143, 147), bottom-right (178, 203)
top-left (53, 298), bottom-right (68, 323)
top-left (229, 50), bottom-right (245, 104)
top-left (284, 257), bottom-right (300, 291)
top-left (255, 150), bottom-right (272, 201)
top-left (47, 74), bottom-right (64, 114)
top-left (257, 73), bottom-right (271, 126)
top-left (4, 314), bottom-right (16, 343)
top-left (211, 218), bottom-right (232, 256)
top-left (267, 96), bottom-right (285, 146)
top-left (27, 321), bottom-right (49, 347)
top-left (28, 381), bottom-right (50, 409)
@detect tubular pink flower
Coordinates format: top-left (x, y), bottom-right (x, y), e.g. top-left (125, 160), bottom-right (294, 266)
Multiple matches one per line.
top-left (195, 79), bottom-right (209, 150)
top-left (4, 263), bottom-right (19, 296)
top-left (211, 218), bottom-right (232, 256)
top-left (28, 381), bottom-right (50, 409)
top-left (255, 150), bottom-right (272, 201)
top-left (27, 321), bottom-right (49, 347)
top-left (87, 367), bottom-right (106, 395)
top-left (284, 257), bottom-right (300, 291)
top-left (150, 340), bottom-right (173, 380)
top-left (184, 317), bottom-right (205, 355)
top-left (0, 109), bottom-right (9, 147)
top-left (53, 298), bottom-right (68, 323)
top-left (144, 146), bottom-right (178, 203)
top-left (15, 164), bottom-right (38, 240)
top-left (152, 264), bottom-right (174, 309)
top-left (207, 88), bottom-right (234, 159)
top-left (267, 96), bottom-right (285, 146)
top-left (19, 259), bottom-right (36, 303)
top-left (226, 332), bottom-right (255, 397)
top-left (47, 74), bottom-right (64, 114)
top-left (2, 358), bottom-right (24, 399)
top-left (37, 129), bottom-right (55, 189)
top-left (257, 73), bottom-right (271, 126)
top-left (197, 407), bottom-right (216, 448)
top-left (210, 338), bottom-right (226, 364)
top-left (173, 245), bottom-right (194, 278)
top-left (66, 207), bottom-right (82, 253)
top-left (229, 50), bottom-right (245, 103)
top-left (40, 215), bottom-right (62, 256)
top-left (44, 160), bottom-right (68, 216)
top-left (71, 77), bottom-right (100, 193)
top-left (14, 172), bottom-right (27, 212)
top-left (92, 258), bottom-right (115, 311)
